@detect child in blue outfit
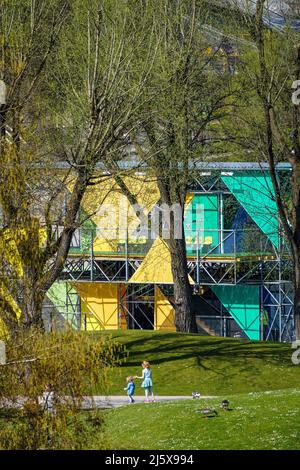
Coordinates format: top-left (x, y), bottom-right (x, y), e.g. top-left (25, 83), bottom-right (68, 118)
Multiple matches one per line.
top-left (124, 376), bottom-right (135, 403)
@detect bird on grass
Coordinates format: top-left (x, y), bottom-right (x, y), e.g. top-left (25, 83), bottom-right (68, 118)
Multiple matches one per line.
top-left (197, 408), bottom-right (218, 418)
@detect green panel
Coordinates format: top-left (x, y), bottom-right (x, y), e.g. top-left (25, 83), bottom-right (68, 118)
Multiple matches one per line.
top-left (47, 282), bottom-right (68, 310)
top-left (221, 172), bottom-right (279, 248)
top-left (69, 208), bottom-right (97, 254)
top-left (184, 194), bottom-right (219, 254)
top-left (46, 282), bottom-right (79, 330)
top-left (211, 285), bottom-right (260, 340)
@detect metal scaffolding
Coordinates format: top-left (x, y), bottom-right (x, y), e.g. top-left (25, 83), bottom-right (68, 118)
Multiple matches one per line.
top-left (47, 163), bottom-right (294, 341)
top-left (52, 225), bottom-right (294, 341)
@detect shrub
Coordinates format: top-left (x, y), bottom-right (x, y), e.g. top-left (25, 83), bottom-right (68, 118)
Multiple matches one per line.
top-left (0, 329), bottom-right (127, 449)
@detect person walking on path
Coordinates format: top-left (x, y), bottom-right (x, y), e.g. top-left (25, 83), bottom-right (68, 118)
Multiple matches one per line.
top-left (136, 361), bottom-right (155, 403)
top-left (124, 376), bottom-right (135, 403)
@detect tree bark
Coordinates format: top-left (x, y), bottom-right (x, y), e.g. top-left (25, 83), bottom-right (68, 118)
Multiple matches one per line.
top-left (166, 218), bottom-right (198, 333)
top-left (21, 285), bottom-right (44, 330)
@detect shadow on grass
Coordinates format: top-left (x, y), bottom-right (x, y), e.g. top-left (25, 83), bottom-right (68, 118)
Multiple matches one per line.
top-left (121, 335), bottom-right (290, 361)
top-left (109, 332), bottom-right (296, 382)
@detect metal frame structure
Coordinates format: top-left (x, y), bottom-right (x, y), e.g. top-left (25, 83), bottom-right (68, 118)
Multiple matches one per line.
top-left (119, 284), bottom-right (155, 331)
top-left (56, 230), bottom-right (294, 341)
top-left (47, 163), bottom-right (294, 341)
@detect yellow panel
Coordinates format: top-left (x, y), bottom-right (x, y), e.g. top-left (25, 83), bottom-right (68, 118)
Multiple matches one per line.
top-left (73, 283), bottom-right (119, 330)
top-left (77, 175), bottom-right (160, 253)
top-left (93, 237), bottom-right (118, 254)
top-left (185, 193), bottom-right (194, 210)
top-left (68, 175), bottom-right (194, 255)
top-left (118, 284), bottom-right (128, 330)
top-left (80, 299), bottom-right (103, 331)
top-left (129, 237), bottom-right (195, 285)
top-left (84, 176), bottom-right (159, 223)
top-left (129, 237), bottom-right (173, 284)
top-left (154, 286), bottom-right (175, 331)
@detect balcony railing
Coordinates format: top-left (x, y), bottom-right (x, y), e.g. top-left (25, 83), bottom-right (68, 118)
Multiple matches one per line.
top-left (55, 227), bottom-right (285, 259)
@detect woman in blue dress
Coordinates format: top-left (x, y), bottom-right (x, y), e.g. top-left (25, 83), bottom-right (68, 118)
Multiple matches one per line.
top-left (136, 361), bottom-right (155, 402)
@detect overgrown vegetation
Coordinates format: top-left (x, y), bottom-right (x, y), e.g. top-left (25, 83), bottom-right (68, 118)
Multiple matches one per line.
top-left (0, 329), bottom-right (126, 449)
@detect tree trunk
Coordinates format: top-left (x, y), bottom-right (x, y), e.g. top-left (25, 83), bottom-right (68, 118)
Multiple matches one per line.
top-left (167, 232), bottom-right (198, 333)
top-left (21, 279), bottom-right (45, 330)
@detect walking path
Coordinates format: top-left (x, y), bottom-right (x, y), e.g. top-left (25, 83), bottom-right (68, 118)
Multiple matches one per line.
top-left (1, 395), bottom-right (216, 410)
top-left (82, 395), bottom-right (216, 409)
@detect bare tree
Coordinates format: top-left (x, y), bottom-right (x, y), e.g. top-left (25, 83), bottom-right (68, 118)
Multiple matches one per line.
top-left (0, 0), bottom-right (152, 331)
top-left (222, 0), bottom-right (300, 339)
top-left (0, 0), bottom-right (71, 330)
top-left (251, 0), bottom-right (300, 339)
top-left (126, 0), bottom-right (232, 332)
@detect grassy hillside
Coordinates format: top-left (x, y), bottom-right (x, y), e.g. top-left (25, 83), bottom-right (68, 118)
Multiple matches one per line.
top-left (102, 389), bottom-right (300, 450)
top-left (100, 331), bottom-right (300, 396)
top-left (2, 331), bottom-right (299, 450)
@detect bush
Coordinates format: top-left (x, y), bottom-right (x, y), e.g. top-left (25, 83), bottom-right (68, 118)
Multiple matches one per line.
top-left (0, 329), bottom-right (127, 449)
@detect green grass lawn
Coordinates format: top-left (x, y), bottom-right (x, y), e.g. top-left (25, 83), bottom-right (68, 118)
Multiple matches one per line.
top-left (96, 331), bottom-right (300, 449)
top-left (1, 331), bottom-right (300, 449)
top-left (2, 390), bottom-right (300, 449)
top-left (101, 389), bottom-right (300, 450)
top-left (99, 331), bottom-right (300, 396)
